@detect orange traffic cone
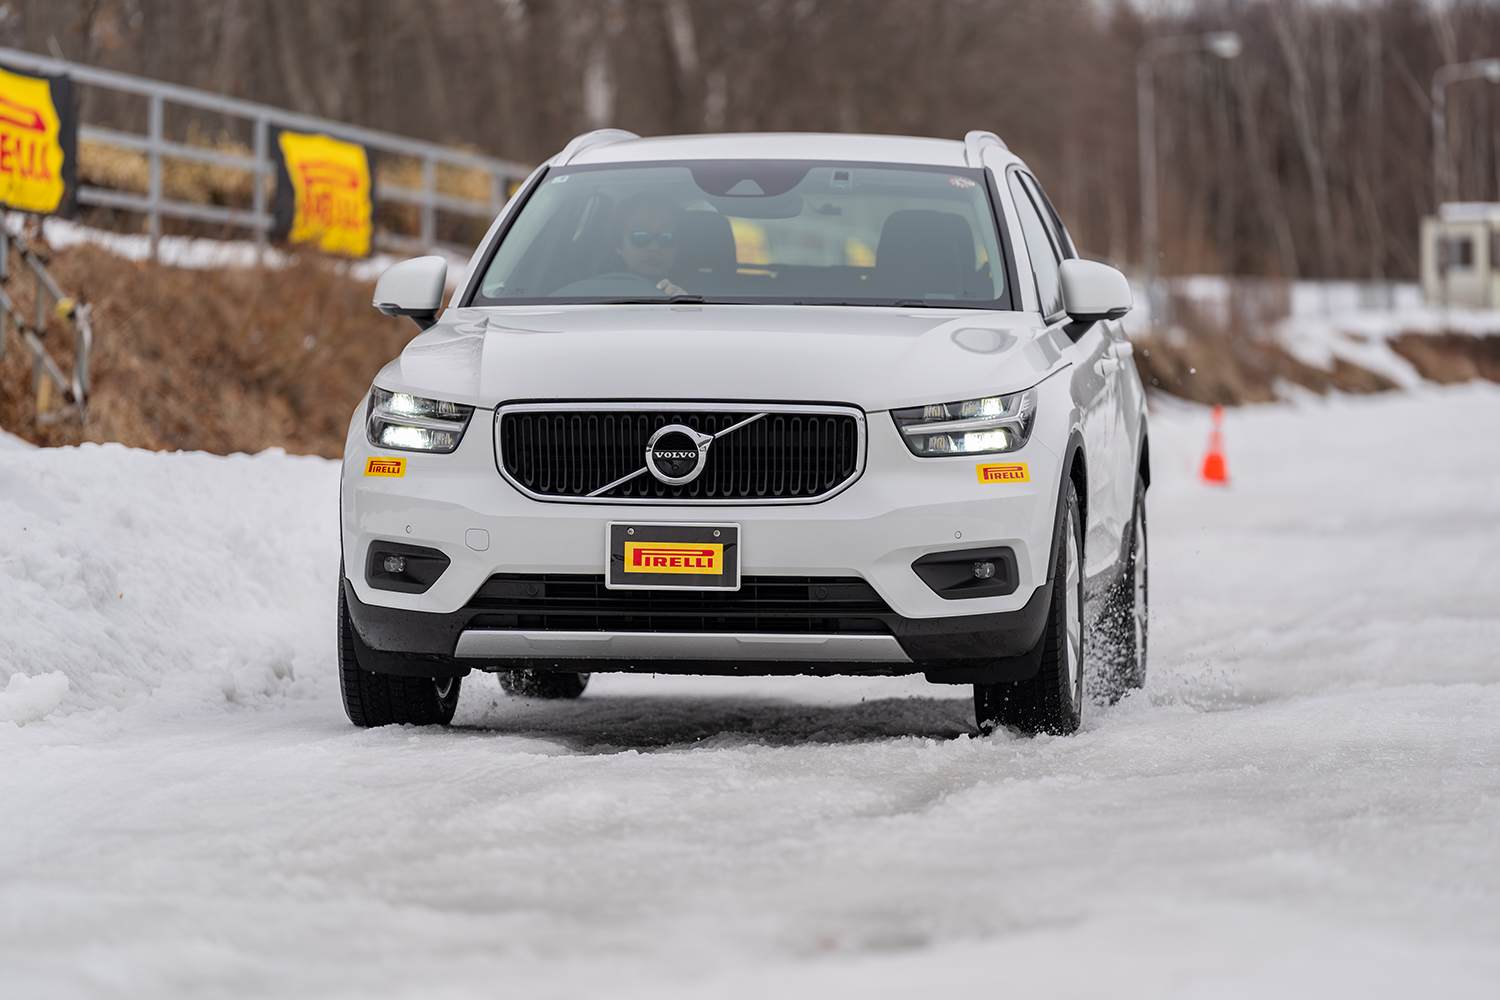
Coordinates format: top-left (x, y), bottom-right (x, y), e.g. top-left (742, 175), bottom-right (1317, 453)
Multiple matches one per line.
top-left (1200, 406), bottom-right (1229, 485)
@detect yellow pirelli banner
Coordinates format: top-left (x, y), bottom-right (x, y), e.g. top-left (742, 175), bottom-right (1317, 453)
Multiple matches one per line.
top-left (272, 129), bottom-right (374, 258)
top-left (0, 63), bottom-right (77, 216)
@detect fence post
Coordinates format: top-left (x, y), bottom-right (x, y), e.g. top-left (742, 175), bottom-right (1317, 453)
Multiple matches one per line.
top-left (73, 303), bottom-right (91, 426)
top-left (34, 259), bottom-right (45, 333)
top-left (253, 116), bottom-right (268, 266)
top-left (147, 92), bottom-right (163, 261)
top-left (32, 253), bottom-right (44, 405)
top-left (421, 156), bottom-right (436, 250)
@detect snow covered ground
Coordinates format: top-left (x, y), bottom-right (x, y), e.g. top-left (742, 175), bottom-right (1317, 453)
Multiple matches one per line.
top-left (2, 386), bottom-right (1498, 998)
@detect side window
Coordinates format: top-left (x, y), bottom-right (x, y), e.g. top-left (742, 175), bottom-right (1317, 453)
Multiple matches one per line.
top-left (1008, 172), bottom-right (1063, 318)
top-left (1020, 173), bottom-right (1076, 259)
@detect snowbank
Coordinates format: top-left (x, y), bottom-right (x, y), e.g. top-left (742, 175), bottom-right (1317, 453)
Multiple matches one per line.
top-left (0, 426), bottom-right (35, 450)
top-left (0, 671), bottom-right (69, 725)
top-left (0, 443), bottom-right (339, 714)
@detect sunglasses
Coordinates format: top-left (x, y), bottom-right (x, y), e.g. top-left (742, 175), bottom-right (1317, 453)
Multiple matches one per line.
top-left (628, 230), bottom-right (676, 249)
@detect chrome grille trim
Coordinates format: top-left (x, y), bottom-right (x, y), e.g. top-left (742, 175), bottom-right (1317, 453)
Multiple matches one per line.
top-left (494, 401), bottom-right (867, 505)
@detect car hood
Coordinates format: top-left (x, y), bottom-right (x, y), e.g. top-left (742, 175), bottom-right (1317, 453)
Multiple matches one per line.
top-left (373, 304), bottom-right (1069, 412)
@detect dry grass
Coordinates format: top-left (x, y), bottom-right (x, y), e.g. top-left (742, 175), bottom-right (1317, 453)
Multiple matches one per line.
top-left (79, 129), bottom-right (261, 208)
top-left (77, 132), bottom-right (501, 246)
top-left (1388, 332), bottom-right (1500, 384)
top-left (376, 154), bottom-right (496, 202)
top-left (1132, 329), bottom-right (1401, 404)
top-left (78, 132), bottom-right (497, 210)
top-left (1132, 287), bottom-right (1401, 405)
top-left (0, 241), bottom-right (417, 457)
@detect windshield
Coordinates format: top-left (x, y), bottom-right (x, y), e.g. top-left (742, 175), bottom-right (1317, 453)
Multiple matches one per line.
top-left (469, 161), bottom-right (1008, 308)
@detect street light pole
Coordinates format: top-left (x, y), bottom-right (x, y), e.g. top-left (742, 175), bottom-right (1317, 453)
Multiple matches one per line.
top-left (1137, 31), bottom-right (1241, 328)
top-left (1431, 58), bottom-right (1500, 209)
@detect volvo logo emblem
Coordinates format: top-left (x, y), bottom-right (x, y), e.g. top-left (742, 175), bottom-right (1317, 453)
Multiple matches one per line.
top-left (645, 424), bottom-right (714, 485)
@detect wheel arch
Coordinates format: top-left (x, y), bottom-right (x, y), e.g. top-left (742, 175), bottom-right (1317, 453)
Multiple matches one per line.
top-left (1045, 429), bottom-right (1087, 585)
top-left (1138, 429), bottom-right (1151, 490)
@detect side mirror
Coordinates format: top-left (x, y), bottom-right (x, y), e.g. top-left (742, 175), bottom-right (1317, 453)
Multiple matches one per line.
top-left (1059, 258), bottom-right (1132, 323)
top-left (374, 256), bottom-right (448, 330)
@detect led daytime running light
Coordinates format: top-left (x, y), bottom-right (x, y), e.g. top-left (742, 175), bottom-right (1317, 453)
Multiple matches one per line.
top-left (892, 387), bottom-right (1037, 456)
top-left (367, 387), bottom-right (475, 454)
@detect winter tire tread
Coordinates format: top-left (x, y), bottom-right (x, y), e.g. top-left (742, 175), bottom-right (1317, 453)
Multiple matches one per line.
top-left (338, 579), bottom-right (460, 727)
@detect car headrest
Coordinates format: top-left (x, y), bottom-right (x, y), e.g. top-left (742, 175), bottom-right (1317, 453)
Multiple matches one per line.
top-left (874, 210), bottom-right (976, 300)
top-left (673, 210), bottom-right (738, 277)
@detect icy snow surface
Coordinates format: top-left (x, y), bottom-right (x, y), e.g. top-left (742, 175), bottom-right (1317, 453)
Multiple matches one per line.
top-left (2, 387), bottom-right (1498, 998)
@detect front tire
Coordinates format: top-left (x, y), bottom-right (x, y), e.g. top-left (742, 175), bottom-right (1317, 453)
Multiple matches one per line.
top-left (338, 582), bottom-right (461, 727)
top-left (974, 478), bottom-right (1085, 736)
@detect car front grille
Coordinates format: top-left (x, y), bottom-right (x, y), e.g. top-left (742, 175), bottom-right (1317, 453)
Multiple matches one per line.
top-left (464, 574), bottom-right (894, 635)
top-left (495, 404), bottom-right (865, 504)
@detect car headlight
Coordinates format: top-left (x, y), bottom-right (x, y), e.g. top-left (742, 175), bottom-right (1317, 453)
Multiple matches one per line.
top-left (366, 387), bottom-right (475, 453)
top-left (892, 387), bottom-right (1037, 456)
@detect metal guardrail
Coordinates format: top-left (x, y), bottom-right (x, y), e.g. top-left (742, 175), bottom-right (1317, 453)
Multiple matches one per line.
top-left (0, 45), bottom-right (532, 259)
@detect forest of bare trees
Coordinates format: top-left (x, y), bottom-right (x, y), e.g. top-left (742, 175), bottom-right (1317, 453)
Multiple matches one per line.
top-left (6, 0), bottom-right (1500, 281)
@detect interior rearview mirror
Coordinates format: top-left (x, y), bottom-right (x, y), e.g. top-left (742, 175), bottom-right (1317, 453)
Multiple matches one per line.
top-left (374, 256), bottom-right (448, 330)
top-left (1058, 258), bottom-right (1132, 323)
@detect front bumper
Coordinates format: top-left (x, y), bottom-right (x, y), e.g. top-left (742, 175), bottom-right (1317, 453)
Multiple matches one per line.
top-left (343, 574), bottom-right (1053, 683)
top-left (340, 374), bottom-right (1071, 682)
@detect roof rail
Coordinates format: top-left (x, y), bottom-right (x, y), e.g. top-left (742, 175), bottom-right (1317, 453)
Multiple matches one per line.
top-left (963, 130), bottom-right (1009, 167)
top-left (554, 129), bottom-right (641, 165)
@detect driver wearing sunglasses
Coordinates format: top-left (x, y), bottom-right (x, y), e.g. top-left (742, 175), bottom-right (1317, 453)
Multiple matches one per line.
top-left (611, 192), bottom-right (688, 296)
top-left (547, 191), bottom-right (692, 298)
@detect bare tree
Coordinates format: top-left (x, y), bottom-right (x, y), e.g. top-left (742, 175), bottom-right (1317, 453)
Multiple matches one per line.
top-left (1272, 2), bottom-right (1337, 277)
top-left (6, 0), bottom-right (1500, 281)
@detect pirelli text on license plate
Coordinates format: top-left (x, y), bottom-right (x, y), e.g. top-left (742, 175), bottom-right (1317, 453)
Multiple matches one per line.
top-left (606, 522), bottom-right (741, 591)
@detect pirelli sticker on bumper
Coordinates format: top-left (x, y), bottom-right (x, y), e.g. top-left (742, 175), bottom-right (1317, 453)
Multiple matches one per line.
top-left (977, 462), bottom-right (1029, 484)
top-left (364, 456), bottom-right (406, 477)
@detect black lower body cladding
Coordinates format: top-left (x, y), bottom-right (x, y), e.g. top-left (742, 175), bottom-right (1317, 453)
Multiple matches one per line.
top-left (342, 574), bottom-right (1053, 683)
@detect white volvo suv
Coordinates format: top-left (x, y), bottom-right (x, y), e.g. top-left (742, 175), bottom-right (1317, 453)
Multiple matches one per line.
top-left (339, 129), bottom-right (1148, 735)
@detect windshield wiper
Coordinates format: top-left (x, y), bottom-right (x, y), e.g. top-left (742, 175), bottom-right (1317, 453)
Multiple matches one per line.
top-left (594, 294), bottom-right (706, 304)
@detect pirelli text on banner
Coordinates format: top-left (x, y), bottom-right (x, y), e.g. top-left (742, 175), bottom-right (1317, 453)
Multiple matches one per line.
top-left (272, 129), bottom-right (374, 259)
top-left (0, 63), bottom-right (77, 217)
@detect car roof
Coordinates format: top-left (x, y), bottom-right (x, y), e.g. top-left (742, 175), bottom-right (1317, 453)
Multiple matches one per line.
top-left (562, 131), bottom-right (1010, 169)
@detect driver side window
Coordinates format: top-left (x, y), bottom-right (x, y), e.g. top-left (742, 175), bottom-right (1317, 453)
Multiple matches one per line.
top-left (1007, 172), bottom-right (1064, 320)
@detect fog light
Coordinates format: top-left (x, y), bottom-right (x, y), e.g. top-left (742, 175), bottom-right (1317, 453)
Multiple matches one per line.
top-left (912, 547), bottom-right (1018, 600)
top-left (367, 543), bottom-right (449, 594)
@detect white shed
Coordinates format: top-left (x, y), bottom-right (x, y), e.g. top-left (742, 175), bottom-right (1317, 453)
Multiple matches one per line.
top-left (1421, 202), bottom-right (1500, 307)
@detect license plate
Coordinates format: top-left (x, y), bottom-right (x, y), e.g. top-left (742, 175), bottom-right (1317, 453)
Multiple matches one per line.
top-left (606, 522), bottom-right (741, 591)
